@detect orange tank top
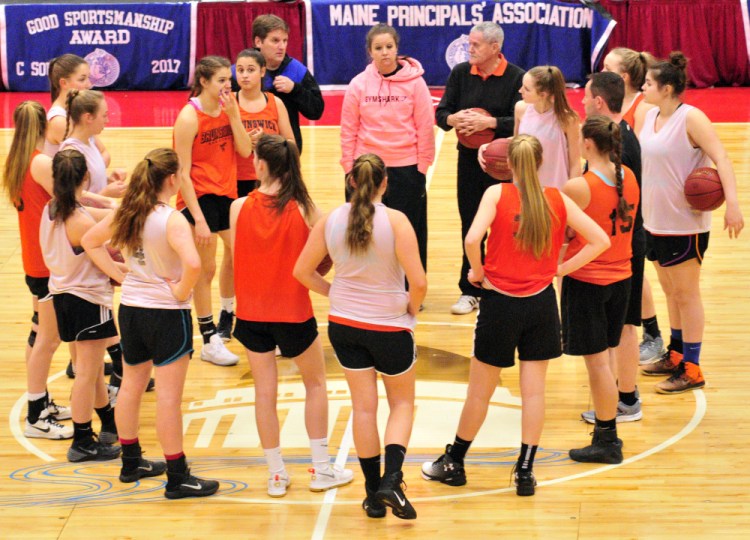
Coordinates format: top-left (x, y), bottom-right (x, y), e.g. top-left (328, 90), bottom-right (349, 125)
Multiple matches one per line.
top-left (566, 167), bottom-right (640, 285)
top-left (237, 92), bottom-right (280, 180)
top-left (176, 103), bottom-right (237, 210)
top-left (17, 151), bottom-right (51, 278)
top-left (622, 93), bottom-right (644, 129)
top-left (484, 185), bottom-right (567, 296)
top-left (234, 191), bottom-right (313, 322)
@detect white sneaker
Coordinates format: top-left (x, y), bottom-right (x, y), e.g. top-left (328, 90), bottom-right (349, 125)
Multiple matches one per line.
top-left (267, 471), bottom-right (291, 497)
top-left (309, 465), bottom-right (354, 492)
top-left (450, 295), bottom-right (479, 315)
top-left (25, 413), bottom-right (73, 439)
top-left (47, 398), bottom-right (71, 421)
top-left (201, 333), bottom-right (239, 366)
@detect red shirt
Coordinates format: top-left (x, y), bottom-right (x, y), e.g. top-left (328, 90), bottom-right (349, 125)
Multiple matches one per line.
top-left (483, 185), bottom-right (567, 296)
top-left (622, 93), bottom-right (644, 130)
top-left (237, 92), bottom-right (280, 181)
top-left (234, 191), bottom-right (313, 322)
top-left (566, 167), bottom-right (640, 285)
top-left (17, 150), bottom-right (50, 278)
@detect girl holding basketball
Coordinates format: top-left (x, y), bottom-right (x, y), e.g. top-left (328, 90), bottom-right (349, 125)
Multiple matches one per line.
top-left (173, 55), bottom-right (252, 366)
top-left (340, 23), bottom-right (435, 274)
top-left (2, 101), bottom-right (72, 440)
top-left (602, 48), bottom-right (655, 133)
top-left (295, 153), bottom-right (426, 519)
top-left (638, 52), bottom-right (744, 393)
top-left (40, 149), bottom-right (120, 462)
top-left (229, 134), bottom-right (353, 498)
top-left (82, 148), bottom-right (218, 499)
top-left (422, 134), bottom-right (609, 495)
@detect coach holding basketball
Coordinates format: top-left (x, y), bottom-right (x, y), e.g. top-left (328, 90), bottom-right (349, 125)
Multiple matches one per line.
top-left (436, 22), bottom-right (524, 315)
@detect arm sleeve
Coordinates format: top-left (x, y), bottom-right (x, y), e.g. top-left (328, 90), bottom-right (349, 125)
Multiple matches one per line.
top-left (413, 78), bottom-right (436, 174)
top-left (290, 71), bottom-right (325, 120)
top-left (435, 67), bottom-right (460, 132)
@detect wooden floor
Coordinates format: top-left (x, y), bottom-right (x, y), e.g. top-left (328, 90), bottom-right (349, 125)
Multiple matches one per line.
top-left (0, 124), bottom-right (749, 539)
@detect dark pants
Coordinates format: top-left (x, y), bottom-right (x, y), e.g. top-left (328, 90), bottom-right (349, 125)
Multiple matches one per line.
top-left (457, 148), bottom-right (501, 295)
top-left (382, 165), bottom-right (427, 272)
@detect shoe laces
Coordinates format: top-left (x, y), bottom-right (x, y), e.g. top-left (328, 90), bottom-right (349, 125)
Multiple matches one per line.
top-left (42, 416), bottom-right (66, 429)
top-left (666, 362), bottom-right (687, 382)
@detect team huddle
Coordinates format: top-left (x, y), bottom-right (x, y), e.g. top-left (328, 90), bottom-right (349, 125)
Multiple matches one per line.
top-left (2, 15), bottom-right (744, 520)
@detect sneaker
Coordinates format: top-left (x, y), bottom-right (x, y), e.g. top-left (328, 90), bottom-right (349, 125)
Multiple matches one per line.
top-left (450, 295), bottom-right (479, 315)
top-left (217, 310), bottom-right (234, 342)
top-left (376, 471), bottom-right (416, 520)
top-left (421, 445), bottom-right (467, 486)
top-left (200, 333), bottom-right (239, 366)
top-left (569, 427), bottom-right (623, 464)
top-left (67, 438), bottom-right (121, 462)
top-left (66, 360), bottom-right (75, 379)
top-left (267, 471), bottom-right (291, 498)
top-left (47, 398), bottom-right (71, 421)
top-left (120, 457), bottom-right (167, 483)
top-left (655, 362), bottom-right (705, 394)
top-left (99, 428), bottom-right (118, 445)
top-left (513, 466), bottom-right (536, 497)
top-left (24, 413), bottom-right (73, 440)
top-left (641, 349), bottom-right (682, 376)
top-left (639, 333), bottom-right (666, 365)
top-left (362, 486), bottom-right (386, 518)
top-left (165, 468), bottom-right (219, 499)
top-left (309, 465), bottom-right (354, 492)
top-left (581, 400), bottom-right (642, 424)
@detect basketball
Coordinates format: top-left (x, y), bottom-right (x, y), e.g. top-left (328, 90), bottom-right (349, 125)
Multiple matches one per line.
top-left (456, 108), bottom-right (495, 149)
top-left (684, 167), bottom-right (724, 211)
top-left (483, 137), bottom-right (512, 180)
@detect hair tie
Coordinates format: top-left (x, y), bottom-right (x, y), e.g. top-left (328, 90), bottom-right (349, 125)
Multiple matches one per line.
top-left (283, 139), bottom-right (288, 148)
top-left (639, 53), bottom-right (645, 63)
top-left (608, 122), bottom-right (614, 132)
top-left (145, 158), bottom-right (152, 166)
top-left (547, 66), bottom-right (553, 74)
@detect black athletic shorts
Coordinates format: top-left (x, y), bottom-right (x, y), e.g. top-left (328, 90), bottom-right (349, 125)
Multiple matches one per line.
top-left (181, 193), bottom-right (234, 233)
top-left (234, 317), bottom-right (318, 358)
top-left (625, 228), bottom-right (647, 327)
top-left (473, 285), bottom-right (562, 368)
top-left (328, 321), bottom-right (416, 376)
top-left (53, 293), bottom-right (118, 343)
top-left (119, 305), bottom-right (194, 366)
top-left (562, 276), bottom-right (631, 356)
top-left (645, 231), bottom-right (709, 267)
top-left (25, 275), bottom-right (50, 300)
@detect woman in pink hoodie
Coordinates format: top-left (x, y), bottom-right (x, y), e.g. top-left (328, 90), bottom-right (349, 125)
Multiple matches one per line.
top-left (340, 23), bottom-right (435, 274)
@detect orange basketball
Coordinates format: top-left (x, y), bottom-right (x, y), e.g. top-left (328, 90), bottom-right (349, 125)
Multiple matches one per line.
top-left (684, 167), bottom-right (724, 211)
top-left (456, 108), bottom-right (494, 149)
top-left (483, 137), bottom-right (512, 180)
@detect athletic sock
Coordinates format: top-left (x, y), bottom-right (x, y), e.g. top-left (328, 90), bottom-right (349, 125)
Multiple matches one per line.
top-left (310, 437), bottom-right (330, 468)
top-left (669, 328), bottom-right (684, 354)
top-left (220, 297), bottom-right (235, 314)
top-left (384, 444), bottom-right (406, 476)
top-left (643, 316), bottom-right (660, 339)
top-left (683, 341), bottom-right (702, 366)
top-left (73, 421), bottom-right (94, 443)
top-left (595, 417), bottom-right (617, 431)
top-left (358, 455), bottom-right (381, 493)
top-left (619, 390), bottom-right (638, 406)
top-left (197, 315), bottom-right (216, 344)
top-left (448, 435), bottom-right (472, 465)
top-left (165, 453), bottom-right (188, 484)
top-left (27, 394), bottom-right (47, 423)
top-left (263, 446), bottom-right (285, 475)
top-left (95, 404), bottom-right (116, 434)
top-left (516, 443), bottom-right (538, 471)
top-left (107, 343), bottom-right (123, 377)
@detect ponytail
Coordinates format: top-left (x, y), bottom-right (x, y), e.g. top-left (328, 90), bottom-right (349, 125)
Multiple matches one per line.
top-left (582, 115), bottom-right (628, 220)
top-left (507, 135), bottom-right (554, 259)
top-left (254, 134), bottom-right (314, 219)
top-left (346, 154), bottom-right (386, 254)
top-left (2, 101), bottom-right (47, 206)
top-left (52, 149), bottom-right (88, 223)
top-left (111, 148), bottom-right (179, 252)
top-left (528, 65), bottom-right (579, 126)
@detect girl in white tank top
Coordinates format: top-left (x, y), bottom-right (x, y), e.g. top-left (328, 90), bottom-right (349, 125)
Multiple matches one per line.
top-left (45, 54), bottom-right (92, 157)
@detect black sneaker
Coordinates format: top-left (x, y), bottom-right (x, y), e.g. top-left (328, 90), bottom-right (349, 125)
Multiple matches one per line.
top-left (420, 445), bottom-right (467, 486)
top-left (376, 471), bottom-right (417, 520)
top-left (217, 310), bottom-right (234, 342)
top-left (165, 469), bottom-right (219, 499)
top-left (67, 438), bottom-right (121, 462)
top-left (362, 487), bottom-right (386, 518)
top-left (120, 457), bottom-right (167, 483)
top-left (569, 427), bottom-right (623, 464)
top-left (99, 428), bottom-right (118, 445)
top-left (513, 466), bottom-right (536, 496)
top-left (66, 360), bottom-right (112, 378)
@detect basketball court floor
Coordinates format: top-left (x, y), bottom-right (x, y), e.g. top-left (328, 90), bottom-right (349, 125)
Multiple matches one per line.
top-left (0, 87), bottom-right (748, 539)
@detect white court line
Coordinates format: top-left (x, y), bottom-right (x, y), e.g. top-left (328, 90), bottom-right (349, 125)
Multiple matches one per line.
top-left (310, 414), bottom-right (354, 540)
top-left (10, 370), bottom-right (68, 462)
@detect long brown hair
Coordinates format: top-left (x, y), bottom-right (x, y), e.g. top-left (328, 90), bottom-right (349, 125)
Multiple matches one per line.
top-left (52, 149), bottom-right (88, 223)
top-left (2, 101), bottom-right (47, 206)
top-left (508, 134), bottom-right (555, 259)
top-left (527, 66), bottom-right (579, 126)
top-left (111, 148), bottom-right (179, 252)
top-left (254, 134), bottom-right (314, 218)
top-left (610, 47), bottom-right (655, 91)
top-left (582, 115), bottom-right (629, 220)
top-left (346, 154), bottom-right (387, 254)
top-left (64, 89), bottom-right (104, 139)
top-left (48, 54), bottom-right (87, 102)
